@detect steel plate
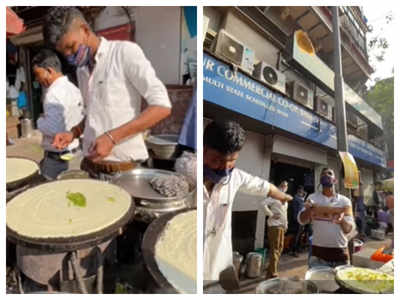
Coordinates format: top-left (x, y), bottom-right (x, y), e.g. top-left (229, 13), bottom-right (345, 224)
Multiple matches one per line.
top-left (111, 168), bottom-right (194, 202)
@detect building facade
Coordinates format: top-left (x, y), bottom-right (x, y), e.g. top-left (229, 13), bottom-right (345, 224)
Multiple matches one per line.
top-left (203, 6), bottom-right (387, 253)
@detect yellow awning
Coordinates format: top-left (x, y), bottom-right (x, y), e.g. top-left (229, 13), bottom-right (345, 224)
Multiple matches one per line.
top-left (382, 178), bottom-right (394, 193)
top-left (339, 152), bottom-right (360, 189)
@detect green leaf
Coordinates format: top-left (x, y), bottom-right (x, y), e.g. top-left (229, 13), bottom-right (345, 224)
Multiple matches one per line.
top-left (66, 192), bottom-right (87, 207)
top-left (107, 197), bottom-right (116, 203)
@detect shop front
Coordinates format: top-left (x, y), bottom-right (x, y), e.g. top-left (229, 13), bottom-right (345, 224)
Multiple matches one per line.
top-left (203, 52), bottom-right (387, 251)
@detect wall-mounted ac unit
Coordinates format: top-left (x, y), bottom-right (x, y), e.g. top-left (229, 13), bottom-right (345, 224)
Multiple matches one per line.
top-left (213, 29), bottom-right (255, 74)
top-left (315, 95), bottom-right (334, 121)
top-left (284, 30), bottom-right (335, 93)
top-left (253, 61), bottom-right (286, 95)
top-left (287, 81), bottom-right (313, 110)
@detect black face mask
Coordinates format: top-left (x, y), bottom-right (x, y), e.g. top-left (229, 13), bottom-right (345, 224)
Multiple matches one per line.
top-left (320, 175), bottom-right (334, 187)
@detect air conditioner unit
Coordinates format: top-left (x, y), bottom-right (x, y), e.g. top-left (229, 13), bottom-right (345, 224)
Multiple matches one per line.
top-left (315, 95), bottom-right (334, 121)
top-left (284, 30), bottom-right (335, 93)
top-left (213, 29), bottom-right (255, 74)
top-left (287, 81), bottom-right (313, 110)
top-left (253, 61), bottom-right (286, 95)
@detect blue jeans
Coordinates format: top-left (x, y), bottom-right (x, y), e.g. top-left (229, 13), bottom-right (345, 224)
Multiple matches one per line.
top-left (308, 255), bottom-right (349, 269)
top-left (40, 156), bottom-right (68, 180)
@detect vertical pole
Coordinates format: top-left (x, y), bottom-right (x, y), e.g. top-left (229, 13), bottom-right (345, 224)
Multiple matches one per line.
top-left (332, 6), bottom-right (348, 152)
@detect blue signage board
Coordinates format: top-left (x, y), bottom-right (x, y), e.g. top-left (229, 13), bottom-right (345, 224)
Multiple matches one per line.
top-left (203, 53), bottom-right (387, 168)
top-left (348, 135), bottom-right (387, 168)
top-left (204, 53), bottom-right (337, 149)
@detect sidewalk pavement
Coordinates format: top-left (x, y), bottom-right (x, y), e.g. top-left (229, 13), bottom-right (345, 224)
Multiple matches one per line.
top-left (207, 235), bottom-right (394, 294)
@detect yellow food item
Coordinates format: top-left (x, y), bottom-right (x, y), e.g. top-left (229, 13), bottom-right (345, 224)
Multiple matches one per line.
top-left (337, 267), bottom-right (394, 293)
top-left (60, 153), bottom-right (74, 161)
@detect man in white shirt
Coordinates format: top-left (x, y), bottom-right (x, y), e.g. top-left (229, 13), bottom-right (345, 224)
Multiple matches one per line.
top-left (43, 7), bottom-right (171, 178)
top-left (203, 120), bottom-right (292, 284)
top-left (298, 168), bottom-right (355, 268)
top-left (32, 49), bottom-right (84, 179)
top-left (262, 180), bottom-right (291, 279)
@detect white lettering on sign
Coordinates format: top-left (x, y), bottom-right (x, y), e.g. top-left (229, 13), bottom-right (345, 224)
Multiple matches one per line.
top-left (204, 58), bottom-right (215, 71)
top-left (204, 76), bottom-right (224, 89)
top-left (226, 85), bottom-right (245, 98)
top-left (203, 57), bottom-right (333, 135)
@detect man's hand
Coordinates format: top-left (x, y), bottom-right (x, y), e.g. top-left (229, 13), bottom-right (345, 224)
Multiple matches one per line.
top-left (52, 132), bottom-right (74, 150)
top-left (87, 134), bottom-right (115, 162)
top-left (332, 211), bottom-right (353, 234)
top-left (332, 212), bottom-right (344, 224)
top-left (299, 200), bottom-right (314, 224)
top-left (279, 194), bottom-right (293, 204)
top-left (268, 184), bottom-right (293, 203)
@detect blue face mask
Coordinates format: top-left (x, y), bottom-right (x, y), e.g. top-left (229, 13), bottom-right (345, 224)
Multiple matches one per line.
top-left (66, 44), bottom-right (91, 67)
top-left (320, 175), bottom-right (334, 187)
top-left (204, 165), bottom-right (234, 184)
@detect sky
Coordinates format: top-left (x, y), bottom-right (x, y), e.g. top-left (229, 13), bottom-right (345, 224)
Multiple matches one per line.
top-left (363, 6), bottom-right (395, 86)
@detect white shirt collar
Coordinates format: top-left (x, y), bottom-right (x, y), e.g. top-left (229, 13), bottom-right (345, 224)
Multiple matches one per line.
top-left (94, 37), bottom-right (109, 64)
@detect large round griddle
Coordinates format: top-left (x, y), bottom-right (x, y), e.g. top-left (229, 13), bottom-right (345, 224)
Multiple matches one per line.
top-left (6, 180), bottom-right (136, 252)
top-left (6, 156), bottom-right (40, 191)
top-left (111, 168), bottom-right (193, 202)
top-left (141, 208), bottom-right (194, 293)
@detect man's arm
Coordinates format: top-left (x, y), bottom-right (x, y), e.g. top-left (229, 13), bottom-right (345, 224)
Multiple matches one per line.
top-left (267, 184), bottom-right (293, 203)
top-left (87, 106), bottom-right (170, 161)
top-left (262, 198), bottom-right (274, 217)
top-left (333, 206), bottom-right (354, 234)
top-left (237, 169), bottom-right (292, 202)
top-left (37, 99), bottom-right (68, 137)
top-left (52, 118), bottom-right (85, 150)
top-left (298, 198), bottom-right (314, 225)
top-left (107, 106), bottom-right (171, 144)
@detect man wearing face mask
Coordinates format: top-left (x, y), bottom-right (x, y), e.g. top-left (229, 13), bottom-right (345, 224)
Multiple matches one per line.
top-left (203, 120), bottom-right (293, 283)
top-left (298, 168), bottom-right (355, 268)
top-left (43, 7), bottom-right (171, 178)
top-left (32, 49), bottom-right (84, 179)
top-left (289, 185), bottom-right (306, 257)
top-left (262, 180), bottom-right (291, 279)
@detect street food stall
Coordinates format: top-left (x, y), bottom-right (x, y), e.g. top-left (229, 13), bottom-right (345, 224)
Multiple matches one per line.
top-left (6, 155), bottom-right (197, 293)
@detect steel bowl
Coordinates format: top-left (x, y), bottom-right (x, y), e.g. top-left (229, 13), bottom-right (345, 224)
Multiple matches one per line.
top-left (256, 278), bottom-right (319, 294)
top-left (145, 134), bottom-right (179, 160)
top-left (305, 266), bottom-right (339, 293)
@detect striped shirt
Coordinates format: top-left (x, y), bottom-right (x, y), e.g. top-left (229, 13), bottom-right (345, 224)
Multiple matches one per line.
top-left (36, 76), bottom-right (84, 152)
